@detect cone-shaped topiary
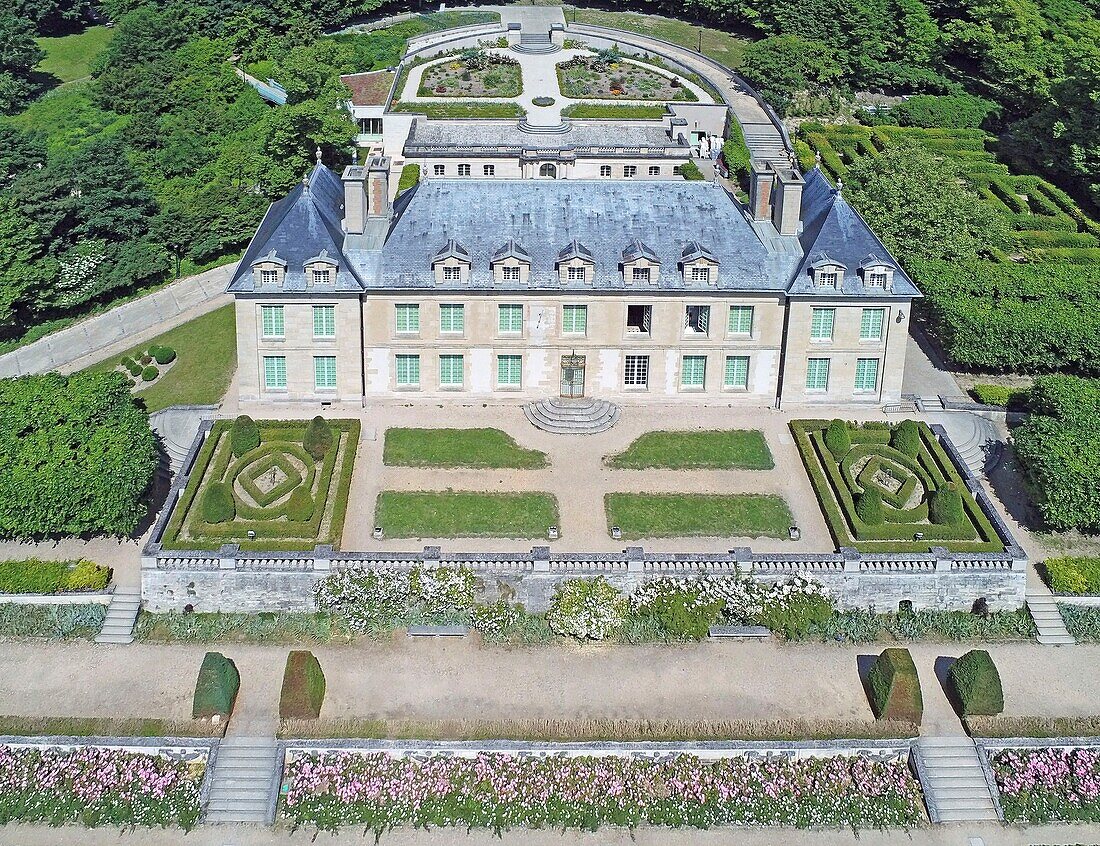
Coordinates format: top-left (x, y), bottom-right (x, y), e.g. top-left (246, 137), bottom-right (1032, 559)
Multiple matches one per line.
top-left (303, 415), bottom-right (333, 460)
top-left (930, 484), bottom-right (965, 525)
top-left (856, 488), bottom-right (885, 525)
top-left (231, 415), bottom-right (260, 456)
top-left (824, 419), bottom-right (851, 459)
top-left (201, 481), bottom-right (235, 524)
top-left (891, 420), bottom-right (921, 457)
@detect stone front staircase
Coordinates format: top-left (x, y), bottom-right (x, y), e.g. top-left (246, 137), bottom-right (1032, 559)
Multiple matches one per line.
top-left (915, 736), bottom-right (1000, 823)
top-left (741, 122), bottom-right (789, 168)
top-left (1026, 592), bottom-right (1076, 645)
top-left (512, 32), bottom-right (560, 54)
top-left (94, 586), bottom-right (142, 645)
top-left (524, 397), bottom-right (620, 434)
top-left (204, 737), bottom-right (280, 824)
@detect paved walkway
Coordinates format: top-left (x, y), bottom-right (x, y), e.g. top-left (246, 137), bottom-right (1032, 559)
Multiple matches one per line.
top-left (3, 640), bottom-right (1096, 728)
top-left (0, 264), bottom-right (232, 378)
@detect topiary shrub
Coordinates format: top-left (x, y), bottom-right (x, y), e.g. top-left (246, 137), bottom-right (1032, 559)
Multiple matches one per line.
top-left (128, 363), bottom-right (143, 377)
top-left (890, 420), bottom-right (921, 457)
top-left (139, 354), bottom-right (152, 365)
top-left (824, 419), bottom-right (851, 459)
top-left (867, 647), bottom-right (922, 724)
top-left (192, 652), bottom-right (240, 719)
top-left (285, 488), bottom-right (314, 522)
top-left (151, 345), bottom-right (176, 365)
top-left (303, 416), bottom-right (333, 460)
top-left (948, 649), bottom-right (1003, 716)
top-left (546, 577), bottom-right (627, 641)
top-left (231, 415), bottom-right (260, 456)
top-left (279, 651), bottom-right (326, 719)
top-left (140, 365), bottom-right (159, 381)
top-left (120, 357), bottom-right (136, 370)
top-left (855, 488), bottom-right (884, 525)
top-left (676, 160), bottom-right (704, 181)
top-left (930, 484), bottom-right (965, 525)
top-left (201, 481), bottom-right (235, 524)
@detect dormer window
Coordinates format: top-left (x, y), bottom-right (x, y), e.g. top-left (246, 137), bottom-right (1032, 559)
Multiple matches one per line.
top-left (304, 249), bottom-right (339, 288)
top-left (690, 266), bottom-right (709, 282)
top-left (622, 240), bottom-right (660, 285)
top-left (432, 239), bottom-right (471, 285)
top-left (567, 266), bottom-right (586, 282)
top-left (809, 253), bottom-right (845, 289)
top-left (491, 240), bottom-right (531, 284)
top-left (680, 242), bottom-right (718, 286)
top-left (443, 266), bottom-right (461, 281)
top-left (312, 269), bottom-right (331, 285)
top-left (859, 255), bottom-right (895, 290)
top-left (632, 267), bottom-right (651, 283)
top-left (818, 270), bottom-right (838, 288)
top-left (251, 249), bottom-right (287, 289)
top-left (502, 266), bottom-right (520, 281)
top-left (261, 269), bottom-right (279, 286)
top-left (557, 240), bottom-right (595, 285)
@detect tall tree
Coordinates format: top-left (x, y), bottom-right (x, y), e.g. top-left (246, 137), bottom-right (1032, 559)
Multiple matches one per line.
top-left (68, 136), bottom-right (158, 242)
top-left (0, 10), bottom-right (45, 114)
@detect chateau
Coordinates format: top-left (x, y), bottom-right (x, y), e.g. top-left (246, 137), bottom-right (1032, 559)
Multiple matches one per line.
top-left (228, 29), bottom-right (919, 408)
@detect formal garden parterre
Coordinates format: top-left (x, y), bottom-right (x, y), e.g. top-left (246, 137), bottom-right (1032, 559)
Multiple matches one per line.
top-left (280, 748), bottom-right (924, 833)
top-left (161, 416), bottom-right (359, 551)
top-left (418, 50), bottom-right (522, 98)
top-left (557, 50), bottom-right (699, 101)
top-left (791, 419), bottom-right (1004, 553)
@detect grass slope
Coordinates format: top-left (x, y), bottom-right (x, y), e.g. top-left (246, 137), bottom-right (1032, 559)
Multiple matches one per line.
top-left (605, 493), bottom-right (792, 539)
top-left (376, 491), bottom-right (559, 538)
top-left (383, 428), bottom-right (548, 469)
top-left (86, 304), bottom-right (237, 412)
top-left (35, 26), bottom-right (114, 85)
top-left (568, 8), bottom-right (748, 68)
top-left (607, 430), bottom-right (774, 470)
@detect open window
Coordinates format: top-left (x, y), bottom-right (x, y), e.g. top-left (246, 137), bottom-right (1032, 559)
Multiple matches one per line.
top-left (626, 305), bottom-right (652, 335)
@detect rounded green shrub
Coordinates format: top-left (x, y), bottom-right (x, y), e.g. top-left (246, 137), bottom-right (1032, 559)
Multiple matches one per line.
top-left (201, 481), bottom-right (235, 524)
top-left (856, 488), bottom-right (885, 525)
top-left (231, 415), bottom-right (260, 457)
top-left (120, 357), bottom-right (136, 369)
top-left (948, 649), bottom-right (1003, 716)
top-left (303, 416), bottom-right (333, 460)
top-left (930, 484), bottom-right (965, 525)
top-left (128, 363), bottom-right (143, 377)
top-left (639, 588), bottom-right (723, 640)
top-left (546, 577), bottom-right (627, 640)
top-left (285, 488), bottom-right (314, 522)
top-left (141, 365), bottom-right (159, 381)
top-left (824, 419), bottom-right (851, 459)
top-left (152, 345), bottom-right (176, 365)
top-left (891, 420), bottom-right (921, 457)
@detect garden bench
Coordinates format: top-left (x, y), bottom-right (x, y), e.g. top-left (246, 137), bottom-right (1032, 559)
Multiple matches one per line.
top-left (707, 625), bottom-right (771, 640)
top-left (406, 625), bottom-right (470, 637)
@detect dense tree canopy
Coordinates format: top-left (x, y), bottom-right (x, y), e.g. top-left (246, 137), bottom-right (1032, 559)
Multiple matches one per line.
top-left (0, 10), bottom-right (44, 114)
top-left (845, 140), bottom-right (1010, 264)
top-left (0, 372), bottom-right (158, 538)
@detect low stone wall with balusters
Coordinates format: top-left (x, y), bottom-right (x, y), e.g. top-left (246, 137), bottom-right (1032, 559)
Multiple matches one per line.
top-left (141, 543), bottom-right (1026, 614)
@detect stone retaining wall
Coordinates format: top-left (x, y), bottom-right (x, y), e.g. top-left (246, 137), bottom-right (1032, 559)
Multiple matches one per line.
top-left (142, 420), bottom-right (1027, 614)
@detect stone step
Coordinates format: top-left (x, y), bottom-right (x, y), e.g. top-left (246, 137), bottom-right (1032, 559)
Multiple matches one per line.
top-left (94, 588), bottom-right (142, 645)
top-left (524, 399), bottom-right (620, 434)
top-left (203, 737), bottom-right (278, 825)
top-left (1026, 593), bottom-right (1075, 646)
top-left (916, 737), bottom-right (999, 823)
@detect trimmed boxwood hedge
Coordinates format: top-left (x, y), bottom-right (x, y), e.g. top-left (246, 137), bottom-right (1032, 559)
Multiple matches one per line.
top-left (279, 651), bottom-right (326, 720)
top-left (192, 651), bottom-right (239, 719)
top-left (231, 415), bottom-right (260, 456)
top-left (0, 559), bottom-right (109, 594)
top-left (791, 420), bottom-right (1004, 553)
top-left (867, 648), bottom-right (922, 724)
top-left (161, 419), bottom-right (360, 551)
top-left (948, 649), bottom-right (1003, 716)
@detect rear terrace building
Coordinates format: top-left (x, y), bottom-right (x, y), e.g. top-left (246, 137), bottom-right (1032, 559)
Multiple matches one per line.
top-left (229, 156), bottom-right (918, 406)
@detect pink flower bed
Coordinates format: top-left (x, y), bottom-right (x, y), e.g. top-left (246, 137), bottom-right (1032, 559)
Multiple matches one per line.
top-left (993, 746), bottom-right (1100, 822)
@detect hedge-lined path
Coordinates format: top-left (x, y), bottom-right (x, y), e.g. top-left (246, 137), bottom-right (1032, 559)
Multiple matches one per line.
top-left (2, 640), bottom-right (1098, 729)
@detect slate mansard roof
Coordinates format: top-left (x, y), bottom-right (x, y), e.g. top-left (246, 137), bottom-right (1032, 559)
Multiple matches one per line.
top-left (228, 163), bottom-right (919, 299)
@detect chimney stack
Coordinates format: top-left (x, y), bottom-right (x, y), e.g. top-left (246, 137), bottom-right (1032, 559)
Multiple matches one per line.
top-left (367, 155), bottom-right (391, 220)
top-left (771, 166), bottom-right (805, 236)
top-left (341, 164), bottom-right (366, 236)
top-left (748, 160), bottom-right (775, 222)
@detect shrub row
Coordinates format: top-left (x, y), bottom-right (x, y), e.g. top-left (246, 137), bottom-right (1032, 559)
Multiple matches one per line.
top-left (969, 384), bottom-right (1028, 408)
top-left (0, 559), bottom-right (109, 594)
top-left (1043, 557), bottom-right (1100, 594)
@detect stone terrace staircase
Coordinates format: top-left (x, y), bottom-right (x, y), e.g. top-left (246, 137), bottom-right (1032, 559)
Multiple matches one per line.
top-left (94, 586), bottom-right (141, 645)
top-left (915, 736), bottom-right (1000, 823)
top-left (512, 32), bottom-right (560, 54)
top-left (1026, 592), bottom-right (1076, 645)
top-left (741, 121), bottom-right (790, 168)
top-left (204, 737), bottom-right (280, 824)
top-left (524, 397), bottom-right (620, 434)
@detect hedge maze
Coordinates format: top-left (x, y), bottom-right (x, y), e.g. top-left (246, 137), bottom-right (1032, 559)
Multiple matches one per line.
top-left (798, 124), bottom-right (1100, 261)
top-left (791, 420), bottom-right (1004, 553)
top-left (163, 417), bottom-right (360, 551)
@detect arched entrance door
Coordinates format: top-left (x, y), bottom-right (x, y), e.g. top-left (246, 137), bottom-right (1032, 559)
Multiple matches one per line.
top-left (539, 163), bottom-right (557, 179)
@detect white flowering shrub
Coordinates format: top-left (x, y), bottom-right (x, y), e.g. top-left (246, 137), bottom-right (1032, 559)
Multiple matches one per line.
top-left (471, 600), bottom-right (525, 641)
top-left (412, 566), bottom-right (477, 615)
top-left (56, 241), bottom-right (107, 308)
top-left (631, 574), bottom-right (833, 639)
top-left (546, 577), bottom-right (627, 641)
